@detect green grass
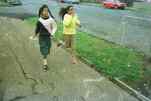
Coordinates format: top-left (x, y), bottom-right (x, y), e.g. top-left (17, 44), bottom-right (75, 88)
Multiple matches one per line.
top-left (76, 32), bottom-right (144, 81)
top-left (25, 17), bottom-right (144, 82)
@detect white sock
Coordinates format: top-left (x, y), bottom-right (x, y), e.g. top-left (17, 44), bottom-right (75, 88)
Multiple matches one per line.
top-left (43, 59), bottom-right (47, 65)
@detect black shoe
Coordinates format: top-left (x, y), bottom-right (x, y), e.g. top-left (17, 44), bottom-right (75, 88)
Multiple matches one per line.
top-left (43, 65), bottom-right (49, 71)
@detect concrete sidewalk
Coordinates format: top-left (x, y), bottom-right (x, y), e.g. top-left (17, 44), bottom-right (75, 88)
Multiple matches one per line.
top-left (0, 17), bottom-right (139, 101)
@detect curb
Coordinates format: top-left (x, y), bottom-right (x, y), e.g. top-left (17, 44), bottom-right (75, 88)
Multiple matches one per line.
top-left (112, 78), bottom-right (151, 101)
top-left (77, 56), bottom-right (151, 101)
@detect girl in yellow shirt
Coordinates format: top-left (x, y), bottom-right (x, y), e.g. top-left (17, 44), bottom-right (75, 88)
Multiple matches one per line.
top-left (59, 5), bottom-right (80, 64)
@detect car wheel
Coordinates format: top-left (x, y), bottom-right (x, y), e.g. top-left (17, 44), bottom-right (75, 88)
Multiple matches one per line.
top-left (114, 5), bottom-right (118, 9)
top-left (103, 4), bottom-right (107, 8)
top-left (119, 6), bottom-right (125, 10)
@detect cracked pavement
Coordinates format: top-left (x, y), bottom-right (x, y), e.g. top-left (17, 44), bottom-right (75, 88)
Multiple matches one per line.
top-left (0, 17), bottom-right (140, 101)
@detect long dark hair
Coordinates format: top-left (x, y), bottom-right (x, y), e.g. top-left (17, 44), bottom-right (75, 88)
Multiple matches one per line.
top-left (38, 4), bottom-right (55, 19)
top-left (59, 5), bottom-right (73, 20)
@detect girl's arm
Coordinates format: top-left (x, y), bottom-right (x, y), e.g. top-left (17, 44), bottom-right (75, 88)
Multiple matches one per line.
top-left (76, 15), bottom-right (81, 27)
top-left (35, 21), bottom-right (41, 36)
top-left (30, 21), bottom-right (40, 40)
top-left (51, 19), bottom-right (57, 36)
top-left (63, 14), bottom-right (72, 27)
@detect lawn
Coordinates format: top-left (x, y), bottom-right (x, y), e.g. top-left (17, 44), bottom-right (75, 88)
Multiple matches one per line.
top-left (25, 17), bottom-right (144, 82)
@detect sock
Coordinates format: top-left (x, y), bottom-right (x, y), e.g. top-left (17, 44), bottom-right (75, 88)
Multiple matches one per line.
top-left (43, 59), bottom-right (47, 65)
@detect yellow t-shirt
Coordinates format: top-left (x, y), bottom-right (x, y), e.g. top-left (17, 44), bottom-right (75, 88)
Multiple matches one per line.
top-left (63, 14), bottom-right (80, 35)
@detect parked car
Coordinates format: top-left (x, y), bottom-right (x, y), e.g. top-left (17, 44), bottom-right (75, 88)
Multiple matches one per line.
top-left (103, 0), bottom-right (127, 9)
top-left (7, 0), bottom-right (22, 5)
top-left (60, 0), bottom-right (80, 4)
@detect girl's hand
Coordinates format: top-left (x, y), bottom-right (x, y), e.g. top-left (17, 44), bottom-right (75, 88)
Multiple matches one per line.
top-left (77, 23), bottom-right (81, 28)
top-left (71, 12), bottom-right (75, 16)
top-left (29, 35), bottom-right (37, 40)
top-left (50, 35), bottom-right (55, 39)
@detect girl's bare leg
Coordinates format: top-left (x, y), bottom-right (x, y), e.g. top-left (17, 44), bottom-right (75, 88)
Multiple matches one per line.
top-left (71, 49), bottom-right (77, 64)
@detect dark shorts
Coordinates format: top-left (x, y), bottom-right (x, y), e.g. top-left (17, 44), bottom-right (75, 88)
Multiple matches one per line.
top-left (39, 36), bottom-right (51, 58)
